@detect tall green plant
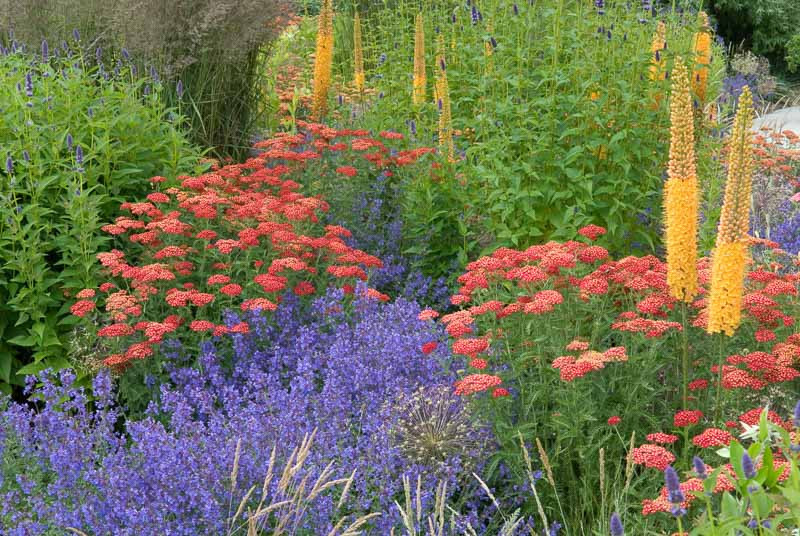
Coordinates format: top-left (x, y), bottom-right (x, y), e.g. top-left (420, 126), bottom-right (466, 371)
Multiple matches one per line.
top-left (0, 40), bottom-right (202, 394)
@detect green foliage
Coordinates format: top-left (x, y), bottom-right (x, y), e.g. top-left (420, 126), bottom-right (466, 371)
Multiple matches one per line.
top-left (438, 234), bottom-right (799, 532)
top-left (709, 0), bottom-right (800, 72)
top-left (787, 34), bottom-right (800, 74)
top-left (681, 409), bottom-right (800, 534)
top-left (0, 42), bottom-right (202, 394)
top-left (0, 0), bottom-right (290, 159)
top-left (325, 0), bottom-right (725, 261)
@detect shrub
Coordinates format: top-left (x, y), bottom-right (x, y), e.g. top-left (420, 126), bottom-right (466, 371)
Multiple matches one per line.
top-left (430, 227), bottom-right (799, 531)
top-left (0, 291), bottom-right (504, 534)
top-left (0, 39), bottom-right (200, 394)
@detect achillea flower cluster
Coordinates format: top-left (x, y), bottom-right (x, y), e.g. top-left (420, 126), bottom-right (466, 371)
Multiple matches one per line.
top-left (691, 427), bottom-right (732, 448)
top-left (453, 373), bottom-right (502, 395)
top-left (674, 409), bottom-right (703, 427)
top-left (692, 12), bottom-right (712, 104)
top-left (631, 443), bottom-right (676, 471)
top-left (311, 0), bottom-right (334, 119)
top-left (707, 87), bottom-right (755, 335)
top-left (413, 13), bottom-right (426, 105)
top-left (664, 57), bottom-right (699, 302)
top-left (353, 12), bottom-right (365, 92)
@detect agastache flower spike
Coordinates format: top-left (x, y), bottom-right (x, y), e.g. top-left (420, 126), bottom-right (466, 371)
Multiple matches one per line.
top-left (742, 452), bottom-right (756, 479)
top-left (72, 28), bottom-right (80, 41)
top-left (121, 48), bottom-right (130, 61)
top-left (610, 513), bottom-right (624, 535)
top-left (66, 133), bottom-right (73, 150)
top-left (176, 80), bottom-right (184, 98)
top-left (75, 145), bottom-right (83, 167)
top-left (41, 39), bottom-right (49, 62)
top-left (693, 456), bottom-right (707, 479)
top-left (664, 465), bottom-right (685, 507)
top-left (5, 155), bottom-right (13, 174)
top-left (96, 47), bottom-right (102, 64)
top-left (25, 72), bottom-right (33, 97)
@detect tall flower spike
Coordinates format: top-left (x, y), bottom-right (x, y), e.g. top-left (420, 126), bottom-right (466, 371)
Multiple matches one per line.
top-left (353, 12), bottom-right (365, 92)
top-left (435, 34), bottom-right (454, 163)
top-left (707, 86), bottom-right (754, 336)
top-left (413, 13), bottom-right (426, 105)
top-left (484, 21), bottom-right (494, 74)
top-left (311, 0), bottom-right (334, 119)
top-left (692, 12), bottom-right (712, 104)
top-left (649, 21), bottom-right (667, 107)
top-left (664, 57), bottom-right (699, 302)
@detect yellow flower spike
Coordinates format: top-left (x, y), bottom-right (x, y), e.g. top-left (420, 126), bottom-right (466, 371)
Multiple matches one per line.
top-left (664, 57), bottom-right (699, 302)
top-left (353, 12), bottom-right (365, 92)
top-left (413, 13), bottom-right (426, 106)
top-left (707, 86), bottom-right (755, 336)
top-left (692, 12), bottom-right (712, 104)
top-left (435, 34), bottom-right (454, 163)
top-left (311, 0), bottom-right (334, 119)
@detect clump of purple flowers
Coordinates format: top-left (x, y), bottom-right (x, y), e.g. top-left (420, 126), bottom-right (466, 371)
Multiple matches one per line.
top-left (0, 290), bottom-right (497, 534)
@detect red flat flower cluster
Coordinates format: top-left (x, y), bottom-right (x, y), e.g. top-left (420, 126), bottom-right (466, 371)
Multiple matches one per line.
top-left (71, 122), bottom-right (436, 369)
top-left (631, 444), bottom-right (676, 470)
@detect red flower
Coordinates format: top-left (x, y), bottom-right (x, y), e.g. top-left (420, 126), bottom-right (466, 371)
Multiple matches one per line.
top-left (645, 432), bottom-right (679, 444)
top-left (470, 358), bottom-right (488, 370)
top-left (492, 387), bottom-right (510, 398)
top-left (189, 320), bottom-right (215, 332)
top-left (608, 416), bottom-right (621, 426)
top-left (335, 166), bottom-right (358, 177)
top-left (421, 342), bottom-right (438, 355)
top-left (70, 300), bottom-right (96, 317)
top-left (688, 379), bottom-right (709, 391)
top-left (215, 283), bottom-right (241, 297)
top-left (673, 410), bottom-right (703, 427)
top-left (293, 281), bottom-right (316, 296)
top-left (578, 224), bottom-right (607, 241)
top-left (452, 337), bottom-right (489, 357)
top-left (454, 374), bottom-right (502, 396)
top-left (631, 444), bottom-right (676, 470)
top-left (692, 428), bottom-right (732, 448)
top-left (418, 309), bottom-right (439, 321)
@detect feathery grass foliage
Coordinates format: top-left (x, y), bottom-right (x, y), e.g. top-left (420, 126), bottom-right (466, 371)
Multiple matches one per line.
top-left (324, 0), bottom-right (726, 260)
top-left (0, 0), bottom-right (290, 158)
top-left (0, 40), bottom-right (201, 395)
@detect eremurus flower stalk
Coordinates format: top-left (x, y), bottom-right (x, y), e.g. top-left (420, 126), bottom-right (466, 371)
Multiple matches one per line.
top-left (707, 86), bottom-right (755, 336)
top-left (692, 12), bottom-right (712, 105)
top-left (353, 12), bottom-right (365, 92)
top-left (311, 0), bottom-right (334, 119)
top-left (413, 13), bottom-right (426, 105)
top-left (664, 57), bottom-right (699, 303)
